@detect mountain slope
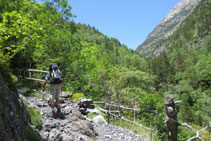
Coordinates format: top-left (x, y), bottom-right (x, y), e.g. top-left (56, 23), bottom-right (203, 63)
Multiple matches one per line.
top-left (136, 0), bottom-right (201, 58)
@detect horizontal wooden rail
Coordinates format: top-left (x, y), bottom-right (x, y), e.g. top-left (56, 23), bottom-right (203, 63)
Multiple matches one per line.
top-left (93, 101), bottom-right (105, 104)
top-left (27, 69), bottom-right (48, 73)
top-left (98, 108), bottom-right (150, 130)
top-left (24, 77), bottom-right (45, 83)
top-left (17, 69), bottom-right (48, 83)
top-left (94, 101), bottom-right (140, 112)
top-left (105, 103), bottom-right (140, 112)
top-left (99, 108), bottom-right (120, 113)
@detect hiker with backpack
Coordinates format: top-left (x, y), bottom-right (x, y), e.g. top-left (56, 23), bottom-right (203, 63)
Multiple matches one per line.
top-left (43, 64), bottom-right (64, 116)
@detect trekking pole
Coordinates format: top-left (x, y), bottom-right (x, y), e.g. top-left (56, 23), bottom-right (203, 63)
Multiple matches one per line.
top-left (41, 90), bottom-right (45, 115)
top-left (59, 86), bottom-right (62, 113)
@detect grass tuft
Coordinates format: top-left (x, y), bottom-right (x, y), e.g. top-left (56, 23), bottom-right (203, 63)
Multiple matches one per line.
top-left (26, 106), bottom-right (42, 130)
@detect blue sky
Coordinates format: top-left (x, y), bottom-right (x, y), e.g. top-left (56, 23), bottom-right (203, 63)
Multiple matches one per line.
top-left (37, 0), bottom-right (181, 50)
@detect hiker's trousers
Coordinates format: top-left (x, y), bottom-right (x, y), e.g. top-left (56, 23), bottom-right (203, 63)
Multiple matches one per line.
top-left (50, 84), bottom-right (61, 102)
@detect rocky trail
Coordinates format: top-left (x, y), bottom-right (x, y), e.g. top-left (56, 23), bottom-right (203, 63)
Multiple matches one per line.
top-left (18, 89), bottom-right (149, 141)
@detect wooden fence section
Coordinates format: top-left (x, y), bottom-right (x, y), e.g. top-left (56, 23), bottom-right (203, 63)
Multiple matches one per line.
top-left (94, 101), bottom-right (150, 131)
top-left (94, 101), bottom-right (140, 112)
top-left (98, 107), bottom-right (150, 130)
top-left (105, 103), bottom-right (140, 112)
top-left (17, 69), bottom-right (49, 90)
top-left (17, 69), bottom-right (48, 83)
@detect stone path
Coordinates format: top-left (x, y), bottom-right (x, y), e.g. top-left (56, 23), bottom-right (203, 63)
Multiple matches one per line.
top-left (18, 89), bottom-right (149, 141)
top-left (94, 123), bottom-right (148, 141)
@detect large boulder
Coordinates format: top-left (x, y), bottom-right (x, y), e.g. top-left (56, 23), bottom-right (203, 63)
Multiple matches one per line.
top-left (78, 98), bottom-right (94, 115)
top-left (67, 104), bottom-right (98, 137)
top-left (93, 115), bottom-right (107, 124)
top-left (78, 98), bottom-right (93, 108)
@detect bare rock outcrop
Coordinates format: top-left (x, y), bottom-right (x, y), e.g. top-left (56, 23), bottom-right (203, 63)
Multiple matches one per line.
top-left (136, 0), bottom-right (201, 58)
top-left (0, 74), bottom-right (41, 141)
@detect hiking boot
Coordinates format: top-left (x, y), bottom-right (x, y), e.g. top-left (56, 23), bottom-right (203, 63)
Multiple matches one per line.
top-left (56, 104), bottom-right (61, 113)
top-left (52, 110), bottom-right (55, 117)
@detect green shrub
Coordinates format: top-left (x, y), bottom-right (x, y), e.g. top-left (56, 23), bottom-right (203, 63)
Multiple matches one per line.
top-left (95, 105), bottom-right (106, 117)
top-left (88, 105), bottom-right (105, 119)
top-left (178, 124), bottom-right (211, 141)
top-left (71, 92), bottom-right (85, 101)
top-left (10, 74), bottom-right (18, 83)
top-left (88, 112), bottom-right (94, 119)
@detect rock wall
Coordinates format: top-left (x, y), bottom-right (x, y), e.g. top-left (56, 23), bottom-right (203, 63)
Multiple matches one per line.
top-left (0, 74), bottom-right (33, 141)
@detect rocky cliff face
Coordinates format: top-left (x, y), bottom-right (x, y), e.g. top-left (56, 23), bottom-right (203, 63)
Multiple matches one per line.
top-left (136, 0), bottom-right (201, 58)
top-left (0, 74), bottom-right (36, 141)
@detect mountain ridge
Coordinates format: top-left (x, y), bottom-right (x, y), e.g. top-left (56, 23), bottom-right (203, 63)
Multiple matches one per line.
top-left (136, 0), bottom-right (201, 58)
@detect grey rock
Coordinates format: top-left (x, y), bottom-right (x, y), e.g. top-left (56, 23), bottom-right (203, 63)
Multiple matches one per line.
top-left (79, 107), bottom-right (88, 115)
top-left (78, 98), bottom-right (93, 108)
top-left (104, 135), bottom-right (112, 139)
top-left (87, 108), bottom-right (100, 114)
top-left (93, 115), bottom-right (107, 124)
top-left (37, 102), bottom-right (48, 107)
top-left (62, 135), bottom-right (74, 141)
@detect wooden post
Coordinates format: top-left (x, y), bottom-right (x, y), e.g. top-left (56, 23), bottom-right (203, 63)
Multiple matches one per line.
top-left (113, 106), bottom-right (117, 125)
top-left (133, 99), bottom-right (136, 122)
top-left (107, 96), bottom-right (111, 124)
top-left (18, 69), bottom-right (21, 81)
top-left (118, 102), bottom-right (121, 126)
top-left (113, 114), bottom-right (115, 125)
top-left (165, 95), bottom-right (178, 141)
top-left (29, 70), bottom-right (32, 78)
top-left (29, 70), bottom-right (32, 90)
top-left (24, 70), bottom-right (26, 80)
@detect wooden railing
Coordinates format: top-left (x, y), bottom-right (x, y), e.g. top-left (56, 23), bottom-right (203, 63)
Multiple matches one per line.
top-left (17, 69), bottom-right (48, 83)
top-left (17, 69), bottom-right (49, 90)
top-left (94, 101), bottom-right (151, 131)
